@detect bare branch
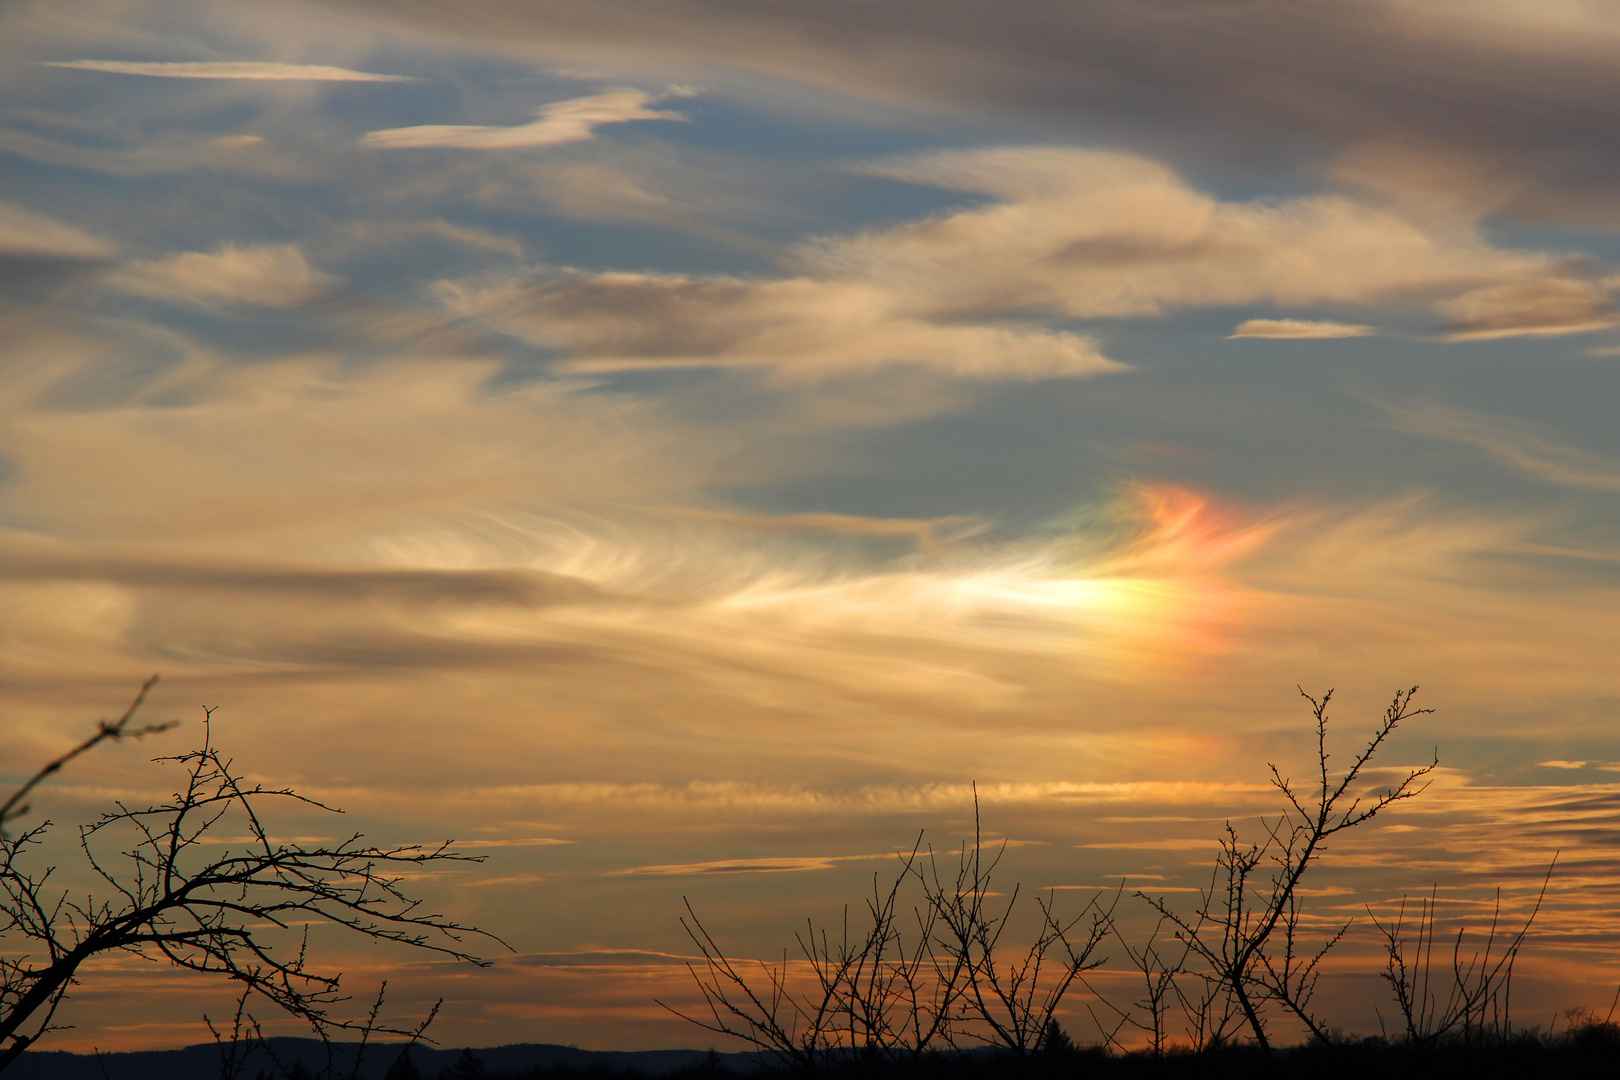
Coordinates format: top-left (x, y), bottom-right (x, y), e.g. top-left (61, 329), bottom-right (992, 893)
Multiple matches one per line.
top-left (1138, 686), bottom-right (1434, 1054)
top-left (0, 689), bottom-right (500, 1071)
top-left (0, 676), bottom-right (174, 836)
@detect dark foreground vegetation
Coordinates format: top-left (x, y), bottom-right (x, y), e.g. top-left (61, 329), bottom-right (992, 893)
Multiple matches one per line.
top-left (15, 1026), bottom-right (1620, 1080)
top-left (6, 1038), bottom-right (751, 1080)
top-left (1, 683), bottom-right (1601, 1079)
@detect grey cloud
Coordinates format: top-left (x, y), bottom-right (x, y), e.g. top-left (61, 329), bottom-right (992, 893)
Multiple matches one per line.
top-left (202, 629), bottom-right (597, 672)
top-left (436, 266), bottom-right (1118, 379)
top-left (0, 552), bottom-right (609, 607)
top-left (0, 199), bottom-right (117, 305)
top-left (323, 0), bottom-right (1620, 223)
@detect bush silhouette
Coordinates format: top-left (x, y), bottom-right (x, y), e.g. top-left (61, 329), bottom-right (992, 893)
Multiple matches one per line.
top-left (661, 686), bottom-right (1584, 1069)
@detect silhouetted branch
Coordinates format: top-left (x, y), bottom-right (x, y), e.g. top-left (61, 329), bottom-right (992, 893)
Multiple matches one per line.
top-left (664, 838), bottom-right (949, 1068)
top-left (0, 676), bottom-right (174, 836)
top-left (918, 793), bottom-right (1116, 1057)
top-left (665, 796), bottom-right (1115, 1064)
top-left (1140, 686), bottom-right (1435, 1053)
top-left (0, 694), bottom-right (503, 1072)
top-left (1371, 857), bottom-right (1556, 1049)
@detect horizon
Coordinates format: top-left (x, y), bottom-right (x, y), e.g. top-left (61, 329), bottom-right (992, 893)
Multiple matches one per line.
top-left (4, 0), bottom-right (1620, 1057)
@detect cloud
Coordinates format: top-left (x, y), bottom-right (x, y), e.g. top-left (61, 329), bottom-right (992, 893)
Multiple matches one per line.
top-left (436, 269), bottom-right (1119, 380)
top-left (662, 507), bottom-right (975, 553)
top-left (838, 147), bottom-right (1555, 319)
top-left (612, 855), bottom-right (850, 875)
top-left (1229, 319), bottom-right (1375, 339)
top-left (0, 352), bottom-right (708, 543)
top-left (324, 0), bottom-right (1620, 225)
top-left (1437, 278), bottom-right (1619, 339)
top-left (1376, 401), bottom-right (1620, 491)
top-left (327, 219), bottom-right (527, 259)
top-left (362, 89), bottom-right (690, 150)
top-left (0, 201), bottom-right (117, 302)
top-left (0, 550), bottom-right (608, 608)
top-left (0, 199), bottom-right (115, 261)
top-left (104, 243), bottom-right (334, 307)
top-left (0, 124), bottom-right (318, 182)
top-left (42, 60), bottom-right (415, 82)
top-left (437, 147), bottom-right (1586, 378)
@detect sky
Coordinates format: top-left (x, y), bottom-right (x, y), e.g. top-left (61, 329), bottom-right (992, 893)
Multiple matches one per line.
top-left (5, 0), bottom-right (1620, 1054)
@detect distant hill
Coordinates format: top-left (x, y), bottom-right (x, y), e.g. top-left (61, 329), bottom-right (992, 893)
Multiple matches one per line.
top-left (8, 1038), bottom-right (763, 1080)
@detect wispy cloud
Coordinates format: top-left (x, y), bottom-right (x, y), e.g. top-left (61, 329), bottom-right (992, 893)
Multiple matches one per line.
top-left (42, 60), bottom-right (415, 82)
top-left (328, 0), bottom-right (1620, 225)
top-left (844, 147), bottom-right (1580, 323)
top-left (362, 89), bottom-right (691, 150)
top-left (612, 852), bottom-right (897, 875)
top-left (0, 551), bottom-right (606, 608)
top-left (0, 199), bottom-right (115, 260)
top-left (1377, 400), bottom-right (1620, 491)
top-left (435, 268), bottom-right (1119, 380)
top-left (1229, 318), bottom-right (1375, 340)
top-left (1438, 278), bottom-right (1619, 340)
top-left (437, 147), bottom-right (1604, 379)
top-left (105, 243), bottom-right (334, 307)
top-left (614, 856), bottom-right (841, 875)
top-left (662, 507), bottom-right (976, 554)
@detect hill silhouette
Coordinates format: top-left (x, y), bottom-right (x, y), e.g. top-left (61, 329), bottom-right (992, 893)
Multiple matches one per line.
top-left (7, 1038), bottom-right (763, 1080)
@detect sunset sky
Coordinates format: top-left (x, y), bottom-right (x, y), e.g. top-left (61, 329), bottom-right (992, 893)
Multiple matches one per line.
top-left (6, 0), bottom-right (1620, 1054)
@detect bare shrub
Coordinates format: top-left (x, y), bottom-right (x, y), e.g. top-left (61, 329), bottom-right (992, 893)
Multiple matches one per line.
top-left (1370, 860), bottom-right (1555, 1049)
top-left (1136, 687), bottom-right (1436, 1053)
top-left (665, 797), bottom-right (1115, 1065)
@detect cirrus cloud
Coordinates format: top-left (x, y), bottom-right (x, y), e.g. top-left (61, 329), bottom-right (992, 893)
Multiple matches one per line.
top-left (362, 88), bottom-right (692, 150)
top-left (42, 60), bottom-right (416, 81)
top-left (104, 243), bottom-right (335, 307)
top-left (0, 200), bottom-right (115, 261)
top-left (1229, 319), bottom-right (1376, 340)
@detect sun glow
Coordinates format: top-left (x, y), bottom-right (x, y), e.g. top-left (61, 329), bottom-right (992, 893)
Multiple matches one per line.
top-left (644, 483), bottom-right (1279, 671)
top-left (409, 484), bottom-right (1274, 677)
top-left (1041, 483), bottom-right (1275, 658)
